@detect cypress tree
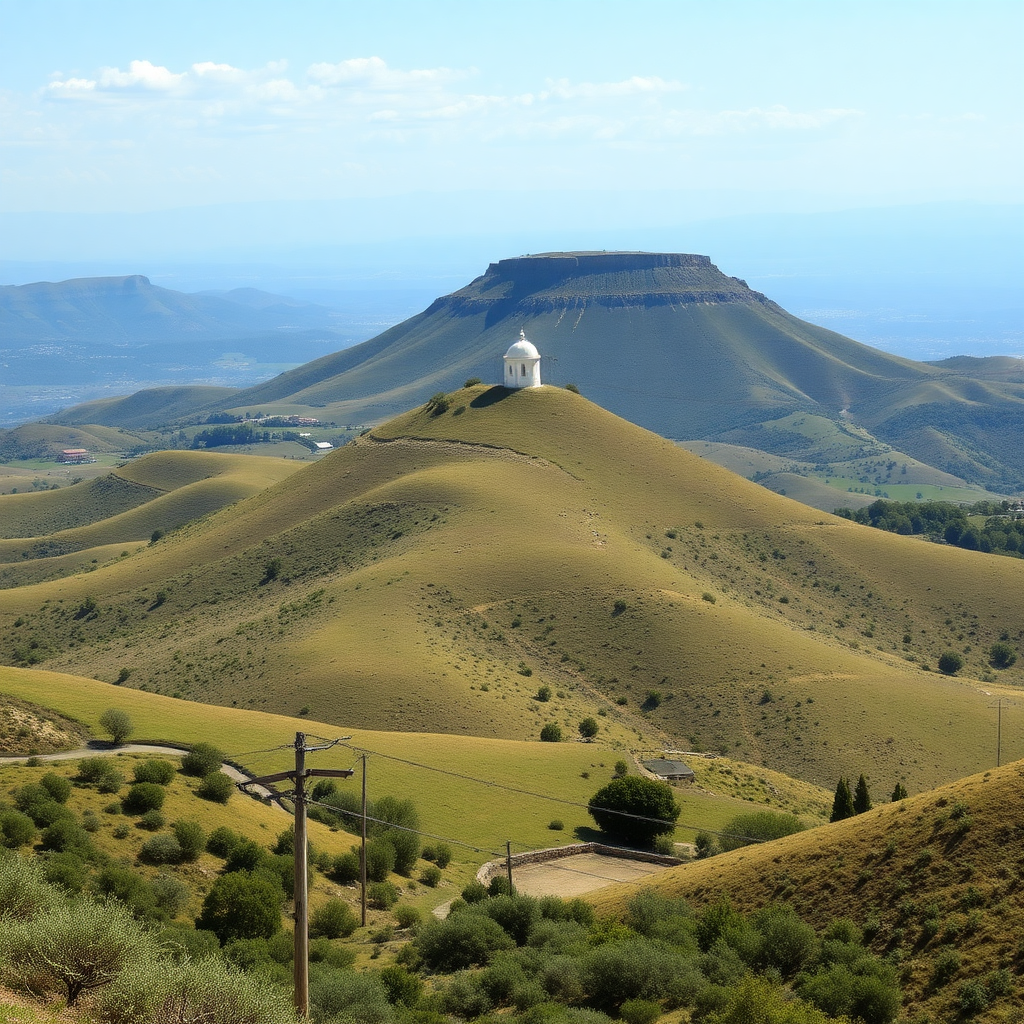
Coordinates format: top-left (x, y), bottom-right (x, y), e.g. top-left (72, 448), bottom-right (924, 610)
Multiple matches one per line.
top-left (853, 774), bottom-right (872, 814)
top-left (830, 777), bottom-right (855, 822)
top-left (891, 781), bottom-right (908, 802)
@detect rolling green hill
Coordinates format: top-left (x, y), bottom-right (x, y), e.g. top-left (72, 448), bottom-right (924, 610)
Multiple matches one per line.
top-left (0, 387), bottom-right (1020, 798)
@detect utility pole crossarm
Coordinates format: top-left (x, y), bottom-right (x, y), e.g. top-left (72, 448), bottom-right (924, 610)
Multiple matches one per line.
top-left (306, 768), bottom-right (355, 779)
top-left (239, 769), bottom-right (297, 787)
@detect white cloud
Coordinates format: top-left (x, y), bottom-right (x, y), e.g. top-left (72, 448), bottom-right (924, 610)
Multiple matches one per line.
top-left (97, 60), bottom-right (187, 92)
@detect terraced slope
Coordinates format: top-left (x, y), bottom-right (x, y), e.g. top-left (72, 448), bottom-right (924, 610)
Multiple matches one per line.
top-left (0, 388), bottom-right (1020, 793)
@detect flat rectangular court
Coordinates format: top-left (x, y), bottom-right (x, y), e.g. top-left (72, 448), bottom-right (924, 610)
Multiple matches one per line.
top-left (510, 852), bottom-right (672, 898)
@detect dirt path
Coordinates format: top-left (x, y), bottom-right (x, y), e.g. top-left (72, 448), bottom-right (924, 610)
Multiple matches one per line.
top-left (0, 742), bottom-right (283, 806)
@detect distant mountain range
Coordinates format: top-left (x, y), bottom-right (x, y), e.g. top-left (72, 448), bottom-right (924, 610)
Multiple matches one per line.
top-left (7, 254), bottom-right (1024, 496)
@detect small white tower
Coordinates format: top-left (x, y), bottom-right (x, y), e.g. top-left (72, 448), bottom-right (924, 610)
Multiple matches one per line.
top-left (503, 330), bottom-right (542, 389)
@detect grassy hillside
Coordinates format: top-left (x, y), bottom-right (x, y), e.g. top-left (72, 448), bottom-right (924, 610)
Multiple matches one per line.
top-left (590, 759), bottom-right (1024, 1023)
top-left (0, 388), bottom-right (1020, 797)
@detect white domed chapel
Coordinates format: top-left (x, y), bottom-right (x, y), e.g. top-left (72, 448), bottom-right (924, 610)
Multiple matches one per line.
top-left (503, 330), bottom-right (542, 389)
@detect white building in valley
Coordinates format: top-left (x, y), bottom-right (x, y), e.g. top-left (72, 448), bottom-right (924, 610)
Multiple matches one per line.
top-left (503, 330), bottom-right (542, 389)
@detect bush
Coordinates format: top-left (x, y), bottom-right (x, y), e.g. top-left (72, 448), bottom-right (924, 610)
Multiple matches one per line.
top-left (330, 850), bottom-right (361, 884)
top-left (40, 819), bottom-right (93, 856)
top-left (171, 820), bottom-right (205, 862)
top-left (367, 881), bottom-right (399, 909)
top-left (99, 708), bottom-right (133, 745)
top-left (989, 641), bottom-right (1017, 669)
top-left (536, 685), bottom-right (552, 702)
top-left (614, 760), bottom-right (629, 777)
top-left (122, 783), bottom-right (166, 814)
top-left (365, 838), bottom-right (396, 882)
top-left (310, 898), bottom-right (358, 939)
top-left (416, 913), bottom-right (516, 971)
top-left (421, 864), bottom-right (443, 887)
top-left (432, 842), bottom-right (452, 869)
top-left (549, 819), bottom-right (564, 831)
top-left (39, 773), bottom-right (72, 804)
top-left (181, 742), bottom-right (225, 777)
top-left (140, 834), bottom-right (183, 865)
top-left (197, 771), bottom-right (234, 803)
top-left (619, 999), bottom-right (661, 1024)
top-left (197, 870), bottom-right (284, 943)
top-left (719, 811), bottom-right (806, 852)
top-left (587, 776), bottom-right (680, 847)
top-left (206, 826), bottom-right (242, 858)
top-left (540, 723), bottom-right (562, 742)
top-left (138, 809), bottom-right (165, 831)
top-left (97, 768), bottom-right (124, 794)
top-left (132, 759), bottom-right (176, 785)
top-left (370, 795), bottom-right (420, 875)
top-left (938, 650), bottom-right (964, 675)
top-left (579, 717), bottom-right (599, 739)
top-left (0, 810), bottom-right (36, 849)
top-left (427, 392), bottom-right (451, 414)
top-left (395, 904), bottom-right (421, 929)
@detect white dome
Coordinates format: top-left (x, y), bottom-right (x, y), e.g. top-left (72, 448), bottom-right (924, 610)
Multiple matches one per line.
top-left (504, 331), bottom-right (540, 360)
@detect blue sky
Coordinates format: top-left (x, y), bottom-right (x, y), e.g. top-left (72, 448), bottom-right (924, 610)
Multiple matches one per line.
top-left (2, 0), bottom-right (1020, 222)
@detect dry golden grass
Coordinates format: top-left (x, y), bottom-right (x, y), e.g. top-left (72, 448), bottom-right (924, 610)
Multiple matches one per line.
top-left (0, 388), bottom-right (1020, 798)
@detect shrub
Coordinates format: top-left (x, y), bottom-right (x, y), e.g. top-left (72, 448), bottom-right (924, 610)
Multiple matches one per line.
top-left (99, 708), bottom-right (133, 745)
top-left (549, 819), bottom-right (564, 831)
top-left (695, 832), bottom-right (720, 859)
top-left (462, 880), bottom-right (488, 903)
top-left (39, 773), bottom-right (72, 804)
top-left (421, 865), bottom-right (442, 887)
top-left (540, 723), bottom-right (562, 742)
top-left (368, 881), bottom-right (399, 909)
top-left (310, 898), bottom-right (358, 939)
top-left (536, 685), bottom-right (552, 702)
top-left (206, 825), bottom-right (242, 858)
top-left (432, 842), bottom-right (452, 869)
top-left (97, 768), bottom-right (124, 794)
top-left (40, 819), bottom-right (93, 856)
top-left (702, 592), bottom-right (717, 604)
top-left (122, 783), bottom-right (166, 814)
top-left (197, 870), bottom-right (284, 943)
top-left (197, 771), bottom-right (234, 803)
top-left (416, 913), bottom-right (516, 971)
top-left (619, 999), bottom-right (661, 1024)
top-left (365, 838), bottom-right (396, 881)
top-left (565, 383), bottom-right (580, 394)
top-left (140, 834), bottom-right (182, 865)
top-left (172, 820), bottom-right (206, 862)
top-left (395, 904), bottom-right (421, 929)
top-left (989, 641), bottom-right (1017, 669)
top-left (370, 796), bottom-right (420, 875)
top-left (132, 759), bottom-right (176, 785)
top-left (587, 776), bottom-right (680, 847)
top-left (0, 810), bottom-right (36, 849)
top-left (719, 810), bottom-right (806, 852)
top-left (938, 650), bottom-right (964, 675)
top-left (427, 392), bottom-right (451, 415)
top-left (330, 850), bottom-right (361, 884)
top-left (464, 377), bottom-right (482, 388)
top-left (181, 742), bottom-right (225, 777)
top-left (579, 717), bottom-right (599, 739)
top-left (138, 809), bottom-right (165, 831)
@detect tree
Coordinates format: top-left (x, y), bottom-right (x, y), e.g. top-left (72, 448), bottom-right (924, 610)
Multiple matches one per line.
top-left (891, 781), bottom-right (908, 802)
top-left (370, 796), bottom-right (420, 875)
top-left (853, 774), bottom-right (872, 815)
top-left (989, 641), bottom-right (1017, 669)
top-left (99, 708), bottom-right (133, 745)
top-left (830, 778), bottom-right (855, 822)
top-left (719, 810), bottom-right (805, 852)
top-left (196, 870), bottom-right (283, 944)
top-left (938, 650), bottom-right (964, 675)
top-left (587, 776), bottom-right (680, 847)
top-left (540, 723), bottom-right (562, 742)
top-left (579, 717), bottom-right (599, 740)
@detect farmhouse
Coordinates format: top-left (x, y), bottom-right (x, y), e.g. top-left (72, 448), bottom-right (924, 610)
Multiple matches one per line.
top-left (503, 330), bottom-right (542, 388)
top-left (642, 757), bottom-right (696, 783)
top-left (57, 449), bottom-right (94, 464)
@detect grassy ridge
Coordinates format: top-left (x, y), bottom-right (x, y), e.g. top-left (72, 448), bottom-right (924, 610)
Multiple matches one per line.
top-left (590, 759), bottom-right (1024, 1023)
top-left (0, 388), bottom-right (1020, 794)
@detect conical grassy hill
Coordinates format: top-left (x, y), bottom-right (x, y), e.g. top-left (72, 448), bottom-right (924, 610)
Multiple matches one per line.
top-left (0, 386), bottom-right (1020, 794)
top-left (589, 759), bottom-right (1024, 1023)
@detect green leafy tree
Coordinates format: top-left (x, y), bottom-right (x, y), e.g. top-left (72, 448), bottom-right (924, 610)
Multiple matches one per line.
top-left (370, 796), bottom-right (420, 875)
top-left (309, 899), bottom-right (358, 939)
top-left (171, 820), bottom-right (206, 862)
top-left (853, 775), bottom-right (872, 814)
top-left (587, 776), bottom-right (680, 847)
top-left (830, 777), bottom-right (855, 822)
top-left (196, 870), bottom-right (284, 944)
top-left (540, 723), bottom-right (562, 742)
top-left (579, 717), bottom-right (599, 740)
top-left (719, 810), bottom-right (805, 852)
top-left (891, 781), bottom-right (908, 802)
top-left (99, 708), bottom-right (133, 745)
top-left (989, 641), bottom-right (1017, 669)
top-left (938, 650), bottom-right (964, 675)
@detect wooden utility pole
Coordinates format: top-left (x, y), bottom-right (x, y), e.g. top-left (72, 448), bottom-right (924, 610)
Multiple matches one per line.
top-left (361, 753), bottom-right (368, 927)
top-left (239, 732), bottom-right (353, 1019)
